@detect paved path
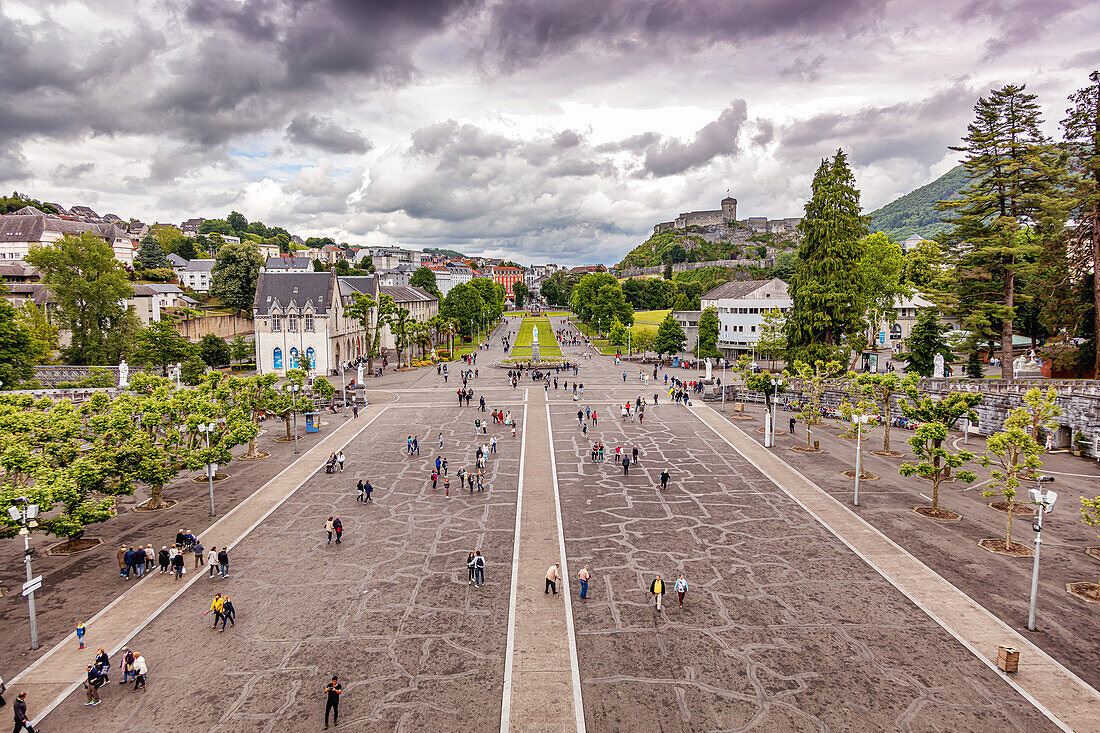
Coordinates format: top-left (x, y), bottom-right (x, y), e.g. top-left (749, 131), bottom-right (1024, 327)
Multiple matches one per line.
top-left (11, 407), bottom-right (382, 725)
top-left (689, 403), bottom-right (1100, 733)
top-left (503, 393), bottom-right (584, 732)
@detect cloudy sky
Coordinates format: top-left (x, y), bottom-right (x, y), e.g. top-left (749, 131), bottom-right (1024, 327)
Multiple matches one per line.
top-left (3, 0), bottom-right (1099, 265)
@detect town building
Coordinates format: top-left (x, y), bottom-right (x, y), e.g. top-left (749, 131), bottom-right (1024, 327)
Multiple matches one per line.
top-left (700, 278), bottom-right (792, 356)
top-left (0, 207), bottom-right (139, 264)
top-left (264, 256), bottom-right (312, 273)
top-left (376, 264), bottom-right (417, 287)
top-left (490, 266), bottom-right (523, 298)
top-left (177, 259), bottom-right (214, 292)
top-left (129, 283), bottom-right (197, 325)
top-left (251, 271), bottom-right (438, 376)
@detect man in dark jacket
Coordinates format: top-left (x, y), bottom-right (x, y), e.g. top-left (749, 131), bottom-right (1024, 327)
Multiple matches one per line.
top-left (659, 469), bottom-right (670, 491)
top-left (220, 596), bottom-right (236, 631)
top-left (650, 574), bottom-right (665, 612)
top-left (217, 548), bottom-right (230, 578)
top-left (13, 692), bottom-right (36, 731)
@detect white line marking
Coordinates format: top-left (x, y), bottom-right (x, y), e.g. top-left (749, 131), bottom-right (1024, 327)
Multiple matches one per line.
top-left (500, 391), bottom-right (528, 733)
top-left (919, 493), bottom-right (932, 502)
top-left (546, 400), bottom-right (586, 733)
top-left (690, 406), bottom-right (1085, 733)
top-left (19, 408), bottom-right (387, 725)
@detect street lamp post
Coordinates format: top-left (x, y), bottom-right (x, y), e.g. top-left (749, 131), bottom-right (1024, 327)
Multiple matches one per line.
top-left (852, 414), bottom-right (870, 506)
top-left (285, 384), bottom-right (301, 454)
top-left (8, 498), bottom-right (40, 649)
top-left (197, 422), bottom-right (217, 516)
top-left (1027, 486), bottom-right (1058, 631)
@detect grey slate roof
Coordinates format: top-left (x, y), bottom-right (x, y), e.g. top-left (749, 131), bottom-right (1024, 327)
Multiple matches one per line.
top-left (183, 259), bottom-right (214, 273)
top-left (381, 285), bottom-right (437, 303)
top-left (701, 279), bottom-right (773, 301)
top-left (253, 270), bottom-right (334, 315)
top-left (167, 253), bottom-right (188, 267)
top-left (265, 256), bottom-right (312, 270)
top-left (0, 213), bottom-right (129, 242)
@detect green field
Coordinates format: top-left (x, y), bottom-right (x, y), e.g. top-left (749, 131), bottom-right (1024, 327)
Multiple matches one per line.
top-left (568, 310), bottom-right (671, 355)
top-left (511, 316), bottom-right (563, 359)
top-left (632, 309), bottom-right (670, 326)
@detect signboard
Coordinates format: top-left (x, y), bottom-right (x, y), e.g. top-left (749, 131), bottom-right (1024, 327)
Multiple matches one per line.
top-left (879, 331), bottom-right (886, 344)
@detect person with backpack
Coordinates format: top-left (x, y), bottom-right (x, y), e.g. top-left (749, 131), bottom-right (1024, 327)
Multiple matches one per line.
top-left (473, 551), bottom-right (485, 587)
top-left (659, 469), bottom-right (670, 491)
top-left (220, 596), bottom-right (236, 630)
top-left (333, 517), bottom-right (343, 544)
top-left (83, 664), bottom-right (104, 706)
top-left (119, 648), bottom-right (135, 684)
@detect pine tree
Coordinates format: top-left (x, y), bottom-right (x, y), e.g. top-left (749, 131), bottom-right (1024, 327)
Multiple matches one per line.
top-left (1062, 70), bottom-right (1100, 374)
top-left (903, 310), bottom-right (953, 377)
top-left (787, 150), bottom-right (869, 364)
top-left (136, 234), bottom-right (170, 269)
top-left (938, 84), bottom-right (1066, 379)
top-left (654, 313), bottom-right (686, 356)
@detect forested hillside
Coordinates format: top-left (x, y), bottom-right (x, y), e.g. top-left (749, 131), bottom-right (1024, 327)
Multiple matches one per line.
top-left (867, 164), bottom-right (969, 240)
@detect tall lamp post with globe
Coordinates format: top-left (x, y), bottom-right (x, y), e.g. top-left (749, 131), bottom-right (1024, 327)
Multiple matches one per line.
top-left (8, 498), bottom-right (41, 649)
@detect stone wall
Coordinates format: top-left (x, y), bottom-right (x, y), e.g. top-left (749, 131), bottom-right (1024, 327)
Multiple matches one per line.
top-left (174, 313), bottom-right (254, 341)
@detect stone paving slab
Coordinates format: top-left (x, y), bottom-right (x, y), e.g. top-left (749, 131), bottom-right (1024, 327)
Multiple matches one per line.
top-left (35, 405), bottom-right (523, 731)
top-left (689, 403), bottom-right (1100, 733)
top-left (551, 400), bottom-right (1060, 732)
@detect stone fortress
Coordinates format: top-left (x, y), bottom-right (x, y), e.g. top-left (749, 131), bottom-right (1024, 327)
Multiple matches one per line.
top-left (653, 195), bottom-right (801, 236)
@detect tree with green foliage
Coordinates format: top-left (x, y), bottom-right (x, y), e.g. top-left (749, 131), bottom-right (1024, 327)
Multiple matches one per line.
top-left (136, 234), bottom-right (171, 270)
top-left (633, 326), bottom-right (656, 357)
top-left (345, 292), bottom-right (396, 373)
top-left (980, 408), bottom-right (1043, 552)
top-left (211, 242), bottom-right (265, 315)
top-left (696, 306), bottom-right (721, 360)
top-left (230, 335), bottom-right (252, 366)
top-left (903, 310), bottom-right (953, 376)
top-left (512, 281), bottom-right (528, 309)
top-left (226, 211), bottom-right (248, 234)
top-left (176, 236), bottom-right (198, 261)
top-left (199, 219), bottom-right (233, 236)
top-left (938, 84), bottom-right (1066, 379)
top-left (898, 388), bottom-right (982, 515)
top-left (787, 150), bottom-right (869, 363)
top-left (570, 272), bottom-right (620, 324)
top-left (468, 278), bottom-right (505, 321)
top-left (133, 317), bottom-right (195, 375)
top-left (180, 355), bottom-right (208, 385)
top-left (409, 266), bottom-right (441, 297)
top-left (859, 232), bottom-right (910, 351)
top-left (592, 283), bottom-right (634, 328)
top-left (1020, 387), bottom-right (1061, 444)
top-left (786, 359), bottom-right (844, 449)
top-left (607, 319), bottom-right (628, 347)
top-left (854, 371), bottom-right (919, 454)
top-left (901, 240), bottom-right (948, 294)
top-left (732, 354), bottom-right (756, 417)
top-left (25, 232), bottom-right (139, 365)
top-left (1062, 70), bottom-right (1100, 375)
top-left (16, 300), bottom-right (59, 366)
top-left (1080, 496), bottom-right (1100, 593)
top-left (439, 283), bottom-right (486, 338)
top-left (756, 307), bottom-right (787, 369)
top-left (745, 371), bottom-right (786, 428)
top-left (384, 304), bottom-right (412, 368)
top-left (0, 193), bottom-right (59, 215)
top-left (0, 294), bottom-right (35, 387)
top-left (199, 334), bottom-right (231, 367)
top-left (654, 313), bottom-right (686, 356)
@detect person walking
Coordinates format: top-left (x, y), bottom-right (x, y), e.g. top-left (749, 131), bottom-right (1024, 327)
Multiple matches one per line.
top-left (157, 546), bottom-right (170, 573)
top-left (84, 664), bottom-right (103, 706)
top-left (323, 676), bottom-right (342, 729)
top-left (12, 692), bottom-right (36, 733)
top-left (171, 550), bottom-right (185, 580)
top-left (431, 470), bottom-right (438, 490)
top-left (466, 553), bottom-right (476, 585)
top-left (76, 621), bottom-right (86, 649)
top-left (363, 479), bottom-right (373, 503)
top-left (144, 544), bottom-right (155, 573)
top-left (117, 544), bottom-right (129, 580)
top-left (337, 451), bottom-right (345, 472)
top-left (659, 469), bottom-right (670, 491)
top-left (650, 574), bottom-right (665, 612)
top-left (545, 563), bottom-right (561, 594)
top-left (622, 455), bottom-right (630, 475)
top-left (131, 653), bottom-right (147, 692)
top-left (474, 551), bottom-right (485, 587)
top-left (675, 574), bottom-right (688, 609)
top-left (325, 517), bottom-right (336, 543)
top-left (407, 436), bottom-right (413, 455)
top-left (207, 593), bottom-right (225, 629)
top-left (356, 480), bottom-right (365, 503)
top-left (217, 547), bottom-right (230, 578)
top-left (443, 476), bottom-right (450, 497)
top-left (119, 648), bottom-right (135, 684)
top-left (577, 565), bottom-right (591, 600)
top-left (789, 416), bottom-right (795, 434)
top-left (439, 432), bottom-right (444, 449)
top-left (333, 517), bottom-right (343, 544)
top-left (220, 596), bottom-right (236, 630)
top-left (490, 435), bottom-right (497, 454)
top-left (207, 545), bottom-right (219, 577)
top-left (193, 539), bottom-right (205, 569)
top-left (412, 437), bottom-right (420, 455)
top-left (632, 446), bottom-right (639, 465)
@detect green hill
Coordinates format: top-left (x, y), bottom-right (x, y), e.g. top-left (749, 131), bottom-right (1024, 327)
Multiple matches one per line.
top-left (868, 164), bottom-right (969, 240)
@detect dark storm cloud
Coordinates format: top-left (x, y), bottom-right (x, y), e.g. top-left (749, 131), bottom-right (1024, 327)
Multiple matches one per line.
top-left (780, 87), bottom-right (976, 165)
top-left (53, 162), bottom-right (96, 181)
top-left (956, 0), bottom-right (1079, 59)
top-left (478, 0), bottom-right (881, 71)
top-left (286, 114), bottom-right (373, 154)
top-left (641, 100), bottom-right (748, 177)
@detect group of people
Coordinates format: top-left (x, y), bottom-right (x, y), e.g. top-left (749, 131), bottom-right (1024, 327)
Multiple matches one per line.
top-left (82, 646), bottom-right (149, 707)
top-left (117, 529), bottom-right (226, 582)
top-left (465, 551), bottom-right (487, 587)
top-left (325, 451), bottom-right (346, 474)
top-left (205, 593), bottom-right (237, 631)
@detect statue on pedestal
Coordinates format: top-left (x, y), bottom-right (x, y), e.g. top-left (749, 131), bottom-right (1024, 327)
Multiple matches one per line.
top-left (118, 359), bottom-right (129, 388)
top-left (356, 362), bottom-right (364, 384)
top-left (933, 353), bottom-right (945, 379)
top-left (705, 358), bottom-right (713, 381)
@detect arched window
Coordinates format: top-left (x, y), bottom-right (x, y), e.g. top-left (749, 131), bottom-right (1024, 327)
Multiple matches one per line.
top-left (273, 347), bottom-right (283, 369)
top-left (306, 347), bottom-right (316, 369)
top-left (289, 347), bottom-right (299, 369)
top-left (890, 323), bottom-right (902, 340)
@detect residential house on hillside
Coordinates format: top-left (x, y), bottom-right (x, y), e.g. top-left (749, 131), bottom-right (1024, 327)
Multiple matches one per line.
top-left (264, 256), bottom-right (312, 272)
top-left (700, 278), bottom-right (792, 356)
top-left (129, 283), bottom-right (196, 325)
top-left (180, 218), bottom-right (205, 236)
top-left (178, 259), bottom-right (214, 292)
top-left (376, 264), bottom-right (417, 287)
top-left (0, 207), bottom-right (139, 264)
top-left (257, 242), bottom-right (281, 259)
top-left (251, 271), bottom-right (438, 376)
top-left (0, 261), bottom-right (41, 283)
top-left (68, 205), bottom-right (101, 222)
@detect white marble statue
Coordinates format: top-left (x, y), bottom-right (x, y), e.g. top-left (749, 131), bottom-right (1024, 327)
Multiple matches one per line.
top-left (356, 363), bottom-right (364, 384)
top-left (933, 353), bottom-right (945, 379)
top-left (1013, 355), bottom-right (1025, 379)
top-left (118, 359), bottom-right (129, 388)
top-left (705, 358), bottom-right (713, 381)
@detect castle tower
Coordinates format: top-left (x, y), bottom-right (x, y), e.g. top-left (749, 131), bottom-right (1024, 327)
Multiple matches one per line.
top-left (721, 196), bottom-right (737, 223)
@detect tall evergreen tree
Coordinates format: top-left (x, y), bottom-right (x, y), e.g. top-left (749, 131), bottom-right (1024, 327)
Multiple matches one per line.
top-left (136, 234), bottom-right (170, 269)
top-left (937, 84), bottom-right (1065, 379)
top-left (696, 306), bottom-right (721, 359)
top-left (786, 150), bottom-right (869, 364)
top-left (1062, 70), bottom-right (1100, 374)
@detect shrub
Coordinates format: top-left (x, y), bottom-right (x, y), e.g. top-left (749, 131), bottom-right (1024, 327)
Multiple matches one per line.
top-left (181, 356), bottom-right (208, 385)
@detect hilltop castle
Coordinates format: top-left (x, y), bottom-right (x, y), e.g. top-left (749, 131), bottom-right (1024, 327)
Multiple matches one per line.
top-left (653, 195), bottom-right (801, 236)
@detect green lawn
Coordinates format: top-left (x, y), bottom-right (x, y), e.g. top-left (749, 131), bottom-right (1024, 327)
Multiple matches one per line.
top-left (633, 309), bottom-right (670, 326)
top-left (511, 316), bottom-right (563, 359)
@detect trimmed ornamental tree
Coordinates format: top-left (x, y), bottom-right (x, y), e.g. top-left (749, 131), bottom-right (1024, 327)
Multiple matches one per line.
top-left (980, 408), bottom-right (1043, 554)
top-left (1078, 497), bottom-right (1100, 599)
top-left (898, 388), bottom-right (982, 519)
top-left (853, 371), bottom-right (919, 456)
top-left (745, 372), bottom-right (787, 431)
top-left (785, 359), bottom-right (844, 450)
top-left (1020, 387), bottom-right (1062, 445)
